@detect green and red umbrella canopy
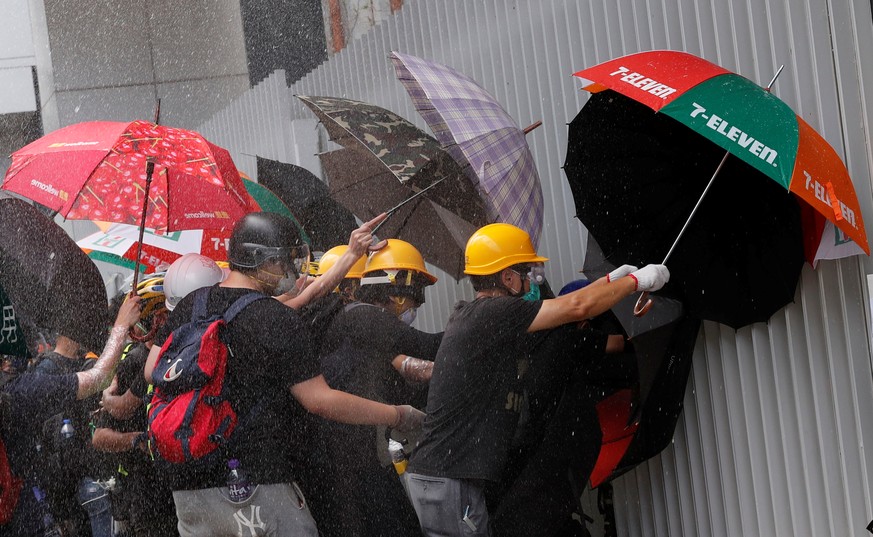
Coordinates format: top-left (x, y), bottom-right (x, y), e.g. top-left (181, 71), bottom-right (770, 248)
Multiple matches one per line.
top-left (573, 50), bottom-right (868, 259)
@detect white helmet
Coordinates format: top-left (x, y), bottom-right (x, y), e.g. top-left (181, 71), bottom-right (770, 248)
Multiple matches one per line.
top-left (164, 254), bottom-right (226, 311)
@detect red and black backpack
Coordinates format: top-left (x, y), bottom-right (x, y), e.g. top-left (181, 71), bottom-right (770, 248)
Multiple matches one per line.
top-left (147, 287), bottom-right (268, 464)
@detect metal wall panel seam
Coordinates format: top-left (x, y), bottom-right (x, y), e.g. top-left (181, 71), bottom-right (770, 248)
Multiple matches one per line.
top-left (709, 0), bottom-right (733, 67)
top-left (644, 456), bottom-right (669, 537)
top-left (660, 0), bottom-right (682, 50)
top-left (774, 281), bottom-right (817, 536)
top-left (544, 0), bottom-right (584, 258)
top-left (692, 329), bottom-right (723, 537)
top-left (644, 0), bottom-right (668, 49)
top-left (736, 326), bottom-right (770, 537)
top-left (657, 441), bottom-right (683, 537)
top-left (672, 415), bottom-right (698, 537)
top-left (752, 321), bottom-right (793, 537)
top-left (625, 0), bottom-right (648, 52)
top-left (710, 324), bottom-right (741, 537)
top-left (804, 266), bottom-right (847, 537)
top-left (845, 0), bottom-right (873, 281)
top-left (517, 0), bottom-right (560, 260)
top-left (684, 353), bottom-right (711, 537)
top-left (819, 260), bottom-right (868, 535)
top-left (791, 270), bottom-right (832, 537)
top-left (418, 1), bottom-right (439, 65)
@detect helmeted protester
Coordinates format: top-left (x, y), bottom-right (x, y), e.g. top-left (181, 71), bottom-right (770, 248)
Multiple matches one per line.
top-left (312, 238), bottom-right (442, 537)
top-left (488, 279), bottom-right (630, 537)
top-left (315, 244), bottom-right (367, 303)
top-left (405, 223), bottom-right (669, 536)
top-left (144, 211), bottom-right (425, 537)
top-left (0, 296), bottom-right (141, 535)
top-left (93, 276), bottom-right (178, 536)
top-left (163, 253), bottom-right (227, 312)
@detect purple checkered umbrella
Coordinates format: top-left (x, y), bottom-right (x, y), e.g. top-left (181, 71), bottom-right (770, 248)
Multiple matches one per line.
top-left (390, 51), bottom-right (544, 247)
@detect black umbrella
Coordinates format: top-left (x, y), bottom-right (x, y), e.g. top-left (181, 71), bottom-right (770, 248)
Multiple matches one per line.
top-left (256, 156), bottom-right (358, 252)
top-left (0, 197), bottom-right (110, 353)
top-left (565, 90), bottom-right (805, 329)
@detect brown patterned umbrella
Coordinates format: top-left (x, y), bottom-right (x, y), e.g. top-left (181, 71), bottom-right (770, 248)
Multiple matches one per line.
top-left (297, 95), bottom-right (488, 279)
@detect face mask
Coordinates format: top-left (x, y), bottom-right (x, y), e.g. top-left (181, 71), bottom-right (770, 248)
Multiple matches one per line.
top-left (258, 267), bottom-right (299, 297)
top-left (521, 282), bottom-right (541, 302)
top-left (273, 273), bottom-right (297, 296)
top-left (399, 307), bottom-right (418, 326)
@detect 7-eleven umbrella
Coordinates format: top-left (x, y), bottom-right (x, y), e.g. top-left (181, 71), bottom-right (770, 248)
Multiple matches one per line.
top-left (572, 50), bottom-right (868, 261)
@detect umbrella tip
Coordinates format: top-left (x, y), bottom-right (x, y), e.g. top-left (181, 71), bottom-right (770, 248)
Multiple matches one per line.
top-left (523, 120), bottom-right (543, 135)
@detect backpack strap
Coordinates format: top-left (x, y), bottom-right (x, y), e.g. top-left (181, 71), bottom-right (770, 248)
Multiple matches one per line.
top-left (190, 286), bottom-right (211, 322)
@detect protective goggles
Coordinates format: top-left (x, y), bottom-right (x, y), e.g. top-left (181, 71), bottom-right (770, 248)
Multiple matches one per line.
top-left (242, 243), bottom-right (310, 278)
top-left (512, 264), bottom-right (546, 285)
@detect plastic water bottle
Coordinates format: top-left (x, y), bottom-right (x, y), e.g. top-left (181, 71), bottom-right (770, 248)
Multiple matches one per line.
top-left (388, 438), bottom-right (408, 475)
top-left (60, 418), bottom-right (75, 440)
top-left (226, 459), bottom-right (254, 503)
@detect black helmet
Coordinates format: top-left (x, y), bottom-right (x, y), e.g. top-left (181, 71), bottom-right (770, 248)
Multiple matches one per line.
top-left (228, 212), bottom-right (308, 270)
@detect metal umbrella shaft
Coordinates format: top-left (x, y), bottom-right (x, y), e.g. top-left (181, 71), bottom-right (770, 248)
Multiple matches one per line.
top-left (634, 65), bottom-right (785, 316)
top-left (130, 100), bottom-right (162, 291)
top-left (370, 175), bottom-right (448, 237)
top-left (130, 160), bottom-right (155, 291)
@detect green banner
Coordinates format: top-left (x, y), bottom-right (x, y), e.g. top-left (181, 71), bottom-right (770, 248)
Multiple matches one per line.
top-left (0, 282), bottom-right (27, 357)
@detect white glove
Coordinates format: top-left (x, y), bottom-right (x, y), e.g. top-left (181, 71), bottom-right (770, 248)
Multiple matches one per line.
top-left (607, 264), bottom-right (639, 282)
top-left (392, 405), bottom-right (426, 432)
top-left (629, 264), bottom-right (670, 292)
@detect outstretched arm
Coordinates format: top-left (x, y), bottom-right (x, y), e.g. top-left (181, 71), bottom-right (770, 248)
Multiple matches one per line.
top-left (278, 213), bottom-right (388, 309)
top-left (529, 264), bottom-right (669, 333)
top-left (76, 296), bottom-right (141, 400)
top-left (290, 374), bottom-right (423, 432)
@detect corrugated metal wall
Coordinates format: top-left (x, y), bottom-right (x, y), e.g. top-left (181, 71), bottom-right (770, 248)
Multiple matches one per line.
top-left (197, 1), bottom-right (873, 535)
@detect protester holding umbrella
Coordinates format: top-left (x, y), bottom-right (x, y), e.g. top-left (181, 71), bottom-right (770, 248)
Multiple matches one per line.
top-left (404, 223), bottom-right (669, 537)
top-left (313, 244), bottom-right (368, 303)
top-left (92, 280), bottom-right (178, 537)
top-left (1, 296), bottom-right (141, 535)
top-left (276, 213), bottom-right (389, 310)
top-left (143, 212), bottom-right (425, 536)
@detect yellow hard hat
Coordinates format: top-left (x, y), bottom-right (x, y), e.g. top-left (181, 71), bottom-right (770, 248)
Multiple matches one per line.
top-left (362, 239), bottom-right (437, 284)
top-left (135, 275), bottom-right (168, 320)
top-left (464, 223), bottom-right (548, 275)
top-left (317, 245), bottom-right (367, 279)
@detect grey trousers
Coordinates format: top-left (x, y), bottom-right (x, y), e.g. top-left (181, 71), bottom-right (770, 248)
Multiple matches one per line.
top-left (173, 482), bottom-right (318, 537)
top-left (406, 472), bottom-right (491, 536)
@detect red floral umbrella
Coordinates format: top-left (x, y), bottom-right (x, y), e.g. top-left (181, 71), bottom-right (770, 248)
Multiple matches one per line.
top-left (2, 120), bottom-right (256, 285)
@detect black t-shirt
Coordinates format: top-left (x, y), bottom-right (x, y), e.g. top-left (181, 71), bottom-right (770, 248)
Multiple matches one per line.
top-left (320, 303), bottom-right (441, 406)
top-left (116, 342), bottom-right (150, 400)
top-left (408, 296), bottom-right (544, 483)
top-left (154, 285), bottom-right (320, 490)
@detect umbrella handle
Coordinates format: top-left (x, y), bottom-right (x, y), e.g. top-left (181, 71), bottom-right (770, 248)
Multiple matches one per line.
top-left (633, 291), bottom-right (653, 317)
